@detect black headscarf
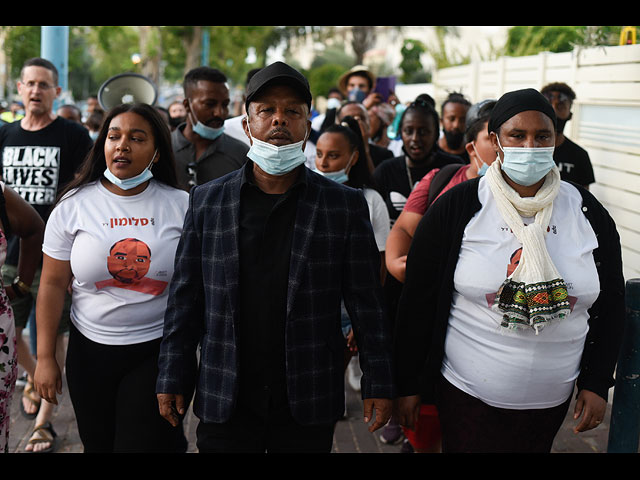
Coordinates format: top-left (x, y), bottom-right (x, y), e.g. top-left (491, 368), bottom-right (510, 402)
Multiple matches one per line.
top-left (488, 88), bottom-right (557, 134)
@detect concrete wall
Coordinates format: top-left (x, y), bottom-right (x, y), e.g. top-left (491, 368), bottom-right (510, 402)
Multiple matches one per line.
top-left (432, 44), bottom-right (640, 280)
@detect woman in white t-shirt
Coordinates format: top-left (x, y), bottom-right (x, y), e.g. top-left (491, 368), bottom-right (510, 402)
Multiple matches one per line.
top-left (313, 115), bottom-right (390, 393)
top-left (393, 89), bottom-right (625, 453)
top-left (33, 103), bottom-right (189, 453)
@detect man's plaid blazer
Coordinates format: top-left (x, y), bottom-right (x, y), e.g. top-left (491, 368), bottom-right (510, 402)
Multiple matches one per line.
top-left (157, 163), bottom-right (395, 426)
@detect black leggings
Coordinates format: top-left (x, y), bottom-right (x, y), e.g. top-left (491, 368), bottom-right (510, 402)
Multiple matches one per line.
top-left (435, 375), bottom-right (571, 453)
top-left (65, 323), bottom-right (187, 453)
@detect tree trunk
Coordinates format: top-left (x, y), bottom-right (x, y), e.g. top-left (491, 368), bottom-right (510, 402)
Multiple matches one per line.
top-left (183, 26), bottom-right (203, 77)
top-left (138, 26), bottom-right (162, 85)
top-left (351, 26), bottom-right (376, 64)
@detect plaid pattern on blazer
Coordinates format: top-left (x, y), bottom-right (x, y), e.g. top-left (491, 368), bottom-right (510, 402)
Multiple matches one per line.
top-left (157, 164), bottom-right (395, 425)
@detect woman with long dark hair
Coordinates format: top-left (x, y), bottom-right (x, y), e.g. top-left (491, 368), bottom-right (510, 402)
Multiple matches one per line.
top-left (33, 103), bottom-right (189, 453)
top-left (314, 115), bottom-right (390, 398)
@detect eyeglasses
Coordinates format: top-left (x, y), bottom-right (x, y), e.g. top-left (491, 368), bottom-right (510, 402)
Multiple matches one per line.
top-left (22, 81), bottom-right (55, 91)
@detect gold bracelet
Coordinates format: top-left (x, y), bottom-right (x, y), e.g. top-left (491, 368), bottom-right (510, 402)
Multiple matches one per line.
top-left (12, 276), bottom-right (31, 296)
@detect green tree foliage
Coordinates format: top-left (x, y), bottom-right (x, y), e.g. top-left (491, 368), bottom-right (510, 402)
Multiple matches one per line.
top-left (504, 26), bottom-right (632, 57)
top-left (399, 39), bottom-right (430, 84)
top-left (306, 63), bottom-right (346, 100)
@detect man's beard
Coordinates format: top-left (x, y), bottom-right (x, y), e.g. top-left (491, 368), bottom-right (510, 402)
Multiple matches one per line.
top-left (444, 129), bottom-right (464, 150)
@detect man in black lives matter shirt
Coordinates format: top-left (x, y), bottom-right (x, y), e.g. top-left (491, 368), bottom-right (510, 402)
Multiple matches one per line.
top-left (0, 57), bottom-right (92, 452)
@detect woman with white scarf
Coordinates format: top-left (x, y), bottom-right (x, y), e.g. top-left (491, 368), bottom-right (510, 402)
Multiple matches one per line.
top-left (392, 88), bottom-right (625, 453)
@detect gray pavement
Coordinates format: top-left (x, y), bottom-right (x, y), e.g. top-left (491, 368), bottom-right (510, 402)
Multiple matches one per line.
top-left (8, 366), bottom-right (622, 454)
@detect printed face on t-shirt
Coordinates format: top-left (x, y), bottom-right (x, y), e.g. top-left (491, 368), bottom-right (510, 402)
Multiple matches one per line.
top-left (107, 238), bottom-right (151, 284)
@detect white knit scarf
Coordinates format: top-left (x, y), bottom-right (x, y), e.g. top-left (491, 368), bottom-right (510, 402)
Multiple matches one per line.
top-left (485, 160), bottom-right (571, 334)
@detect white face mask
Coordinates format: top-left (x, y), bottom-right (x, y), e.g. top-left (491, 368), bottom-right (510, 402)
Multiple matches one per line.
top-left (496, 137), bottom-right (555, 186)
top-left (326, 97), bottom-right (342, 110)
top-left (246, 120), bottom-right (308, 176)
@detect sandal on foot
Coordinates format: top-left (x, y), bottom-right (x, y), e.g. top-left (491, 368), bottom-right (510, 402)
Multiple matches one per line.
top-left (20, 381), bottom-right (41, 420)
top-left (26, 422), bottom-right (57, 453)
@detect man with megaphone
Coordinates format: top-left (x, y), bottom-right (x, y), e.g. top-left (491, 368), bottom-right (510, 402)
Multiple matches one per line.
top-left (171, 67), bottom-right (249, 191)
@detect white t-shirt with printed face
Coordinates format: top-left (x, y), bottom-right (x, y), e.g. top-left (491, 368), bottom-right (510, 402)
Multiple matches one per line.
top-left (442, 178), bottom-right (601, 410)
top-left (43, 179), bottom-right (189, 346)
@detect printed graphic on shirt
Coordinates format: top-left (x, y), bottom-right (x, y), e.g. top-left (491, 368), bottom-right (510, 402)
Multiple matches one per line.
top-left (485, 246), bottom-right (577, 311)
top-left (95, 238), bottom-right (168, 296)
top-left (389, 191), bottom-right (408, 213)
top-left (2, 146), bottom-right (60, 205)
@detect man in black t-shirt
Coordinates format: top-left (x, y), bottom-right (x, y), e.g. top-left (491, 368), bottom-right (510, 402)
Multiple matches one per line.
top-left (0, 57), bottom-right (93, 452)
top-left (541, 82), bottom-right (595, 189)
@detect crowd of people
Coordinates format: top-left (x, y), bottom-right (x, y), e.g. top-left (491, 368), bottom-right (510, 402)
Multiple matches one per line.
top-left (0, 55), bottom-right (624, 454)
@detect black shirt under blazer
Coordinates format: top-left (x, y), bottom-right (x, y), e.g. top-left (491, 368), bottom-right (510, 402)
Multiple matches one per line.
top-left (394, 177), bottom-right (625, 405)
top-left (157, 163), bottom-right (395, 425)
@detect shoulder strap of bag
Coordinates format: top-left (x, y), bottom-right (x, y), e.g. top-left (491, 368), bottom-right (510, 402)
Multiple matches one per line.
top-left (426, 163), bottom-right (464, 208)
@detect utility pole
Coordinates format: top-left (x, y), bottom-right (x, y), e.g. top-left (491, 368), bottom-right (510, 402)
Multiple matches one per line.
top-left (40, 26), bottom-right (69, 110)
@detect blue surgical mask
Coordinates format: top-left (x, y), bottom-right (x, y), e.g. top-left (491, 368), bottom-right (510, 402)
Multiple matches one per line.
top-left (104, 150), bottom-right (157, 190)
top-left (314, 152), bottom-right (355, 184)
top-left (246, 121), bottom-right (308, 176)
top-left (497, 137), bottom-right (555, 186)
top-left (471, 142), bottom-right (489, 176)
top-left (188, 100), bottom-right (224, 141)
top-left (347, 88), bottom-right (366, 103)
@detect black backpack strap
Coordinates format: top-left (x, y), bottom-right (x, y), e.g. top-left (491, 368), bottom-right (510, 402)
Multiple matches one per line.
top-left (426, 163), bottom-right (464, 207)
top-left (0, 184), bottom-right (11, 238)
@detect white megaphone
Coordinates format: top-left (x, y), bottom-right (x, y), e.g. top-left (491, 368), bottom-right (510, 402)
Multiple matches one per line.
top-left (97, 73), bottom-right (158, 111)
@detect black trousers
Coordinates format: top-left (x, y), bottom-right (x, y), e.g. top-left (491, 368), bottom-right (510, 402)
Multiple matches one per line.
top-left (435, 375), bottom-right (571, 453)
top-left (65, 323), bottom-right (187, 453)
top-left (196, 402), bottom-right (336, 453)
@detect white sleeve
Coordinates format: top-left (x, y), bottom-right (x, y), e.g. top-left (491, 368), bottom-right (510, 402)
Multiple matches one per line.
top-left (42, 197), bottom-right (77, 261)
top-left (364, 188), bottom-right (390, 252)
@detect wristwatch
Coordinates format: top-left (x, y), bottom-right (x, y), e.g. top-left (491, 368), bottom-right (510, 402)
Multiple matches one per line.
top-left (11, 276), bottom-right (31, 297)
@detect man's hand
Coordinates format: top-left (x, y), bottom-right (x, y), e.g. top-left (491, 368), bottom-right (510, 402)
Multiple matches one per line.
top-left (363, 398), bottom-right (392, 433)
top-left (394, 395), bottom-right (421, 430)
top-left (573, 389), bottom-right (606, 434)
top-left (157, 393), bottom-right (185, 427)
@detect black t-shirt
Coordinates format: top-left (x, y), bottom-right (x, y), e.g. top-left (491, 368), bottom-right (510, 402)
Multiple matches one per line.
top-left (370, 143), bottom-right (395, 168)
top-left (0, 116), bottom-right (93, 263)
top-left (554, 137), bottom-right (595, 187)
top-left (373, 150), bottom-right (461, 225)
top-left (372, 149), bottom-right (460, 326)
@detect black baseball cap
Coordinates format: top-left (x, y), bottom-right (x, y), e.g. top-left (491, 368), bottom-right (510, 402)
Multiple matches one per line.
top-left (244, 61), bottom-right (312, 111)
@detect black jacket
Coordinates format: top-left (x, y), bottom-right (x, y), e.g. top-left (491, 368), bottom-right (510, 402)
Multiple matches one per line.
top-left (394, 177), bottom-right (625, 404)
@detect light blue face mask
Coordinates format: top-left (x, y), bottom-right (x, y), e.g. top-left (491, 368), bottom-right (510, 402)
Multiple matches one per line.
top-left (189, 100), bottom-right (224, 141)
top-left (246, 121), bottom-right (308, 176)
top-left (314, 151), bottom-right (356, 184)
top-left (497, 137), bottom-right (555, 186)
top-left (471, 142), bottom-right (489, 176)
top-left (104, 150), bottom-right (157, 191)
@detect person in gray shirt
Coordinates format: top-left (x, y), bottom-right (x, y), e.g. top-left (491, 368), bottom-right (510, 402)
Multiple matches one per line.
top-left (171, 67), bottom-right (248, 191)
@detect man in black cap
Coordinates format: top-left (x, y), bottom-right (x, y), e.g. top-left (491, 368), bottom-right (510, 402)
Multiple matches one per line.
top-left (156, 61), bottom-right (395, 453)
